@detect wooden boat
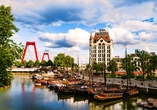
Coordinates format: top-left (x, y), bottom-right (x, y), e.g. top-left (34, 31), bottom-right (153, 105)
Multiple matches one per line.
top-left (74, 85), bottom-right (88, 95)
top-left (48, 83), bottom-right (58, 90)
top-left (58, 85), bottom-right (74, 94)
top-left (35, 82), bottom-right (41, 86)
top-left (94, 92), bottom-right (123, 101)
top-left (137, 98), bottom-right (156, 109)
top-left (127, 89), bottom-right (139, 96)
top-left (137, 100), bottom-right (153, 109)
top-left (88, 86), bottom-right (125, 96)
top-left (35, 85), bottom-right (46, 89)
top-left (102, 87), bottom-right (126, 93)
top-left (88, 87), bottom-right (102, 96)
top-left (47, 80), bottom-right (65, 90)
top-left (152, 100), bottom-right (157, 108)
top-left (123, 89), bottom-right (139, 97)
top-left (31, 74), bottom-right (43, 79)
top-left (35, 79), bottom-right (47, 85)
top-left (138, 100), bottom-right (152, 109)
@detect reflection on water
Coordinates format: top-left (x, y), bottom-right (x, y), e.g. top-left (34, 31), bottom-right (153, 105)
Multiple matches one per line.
top-left (0, 75), bottom-right (154, 110)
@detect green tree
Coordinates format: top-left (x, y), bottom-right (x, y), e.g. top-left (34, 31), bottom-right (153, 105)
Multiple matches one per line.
top-left (53, 53), bottom-right (65, 67)
top-left (46, 60), bottom-right (53, 66)
top-left (92, 61), bottom-right (104, 75)
top-left (65, 55), bottom-right (74, 68)
top-left (136, 50), bottom-right (151, 81)
top-left (107, 59), bottom-right (118, 78)
top-left (40, 60), bottom-right (46, 67)
top-left (121, 55), bottom-right (135, 78)
top-left (21, 60), bottom-right (27, 68)
top-left (11, 42), bottom-right (24, 60)
top-left (53, 53), bottom-right (74, 70)
top-left (34, 60), bottom-right (40, 67)
top-left (46, 60), bottom-right (54, 70)
top-left (27, 60), bottom-right (34, 68)
top-left (0, 5), bottom-right (23, 87)
top-left (149, 54), bottom-right (157, 74)
top-left (14, 60), bottom-right (21, 68)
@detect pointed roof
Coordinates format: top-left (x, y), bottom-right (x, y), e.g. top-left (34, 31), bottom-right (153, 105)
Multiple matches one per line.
top-left (93, 29), bottom-right (111, 43)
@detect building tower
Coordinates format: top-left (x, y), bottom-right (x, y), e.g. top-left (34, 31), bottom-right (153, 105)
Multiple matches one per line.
top-left (89, 29), bottom-right (113, 67)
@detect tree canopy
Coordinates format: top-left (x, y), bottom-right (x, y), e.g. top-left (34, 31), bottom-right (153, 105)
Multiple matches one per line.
top-left (0, 5), bottom-right (23, 87)
top-left (107, 59), bottom-right (118, 77)
top-left (53, 53), bottom-right (75, 68)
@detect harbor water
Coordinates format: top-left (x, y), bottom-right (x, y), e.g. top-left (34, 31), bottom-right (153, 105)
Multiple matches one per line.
top-left (0, 75), bottom-right (155, 110)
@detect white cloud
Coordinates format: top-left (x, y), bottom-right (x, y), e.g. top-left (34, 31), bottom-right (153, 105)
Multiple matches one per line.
top-left (65, 28), bottom-right (90, 45)
top-left (66, 46), bottom-right (80, 52)
top-left (39, 32), bottom-right (65, 41)
top-left (138, 32), bottom-right (153, 41)
top-left (109, 27), bottom-right (138, 45)
top-left (44, 42), bottom-right (52, 47)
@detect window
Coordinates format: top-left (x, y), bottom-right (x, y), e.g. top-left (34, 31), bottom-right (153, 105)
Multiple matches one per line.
top-left (98, 44), bottom-right (101, 49)
top-left (98, 58), bottom-right (101, 61)
top-left (93, 46), bottom-right (96, 49)
top-left (107, 54), bottom-right (110, 57)
top-left (98, 54), bottom-right (101, 57)
top-left (102, 58), bottom-right (105, 61)
top-left (107, 58), bottom-right (110, 61)
top-left (98, 50), bottom-right (101, 53)
top-left (107, 50), bottom-right (110, 53)
top-left (107, 46), bottom-right (110, 49)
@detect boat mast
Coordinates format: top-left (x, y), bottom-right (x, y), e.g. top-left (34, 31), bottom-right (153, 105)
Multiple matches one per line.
top-left (78, 55), bottom-right (80, 76)
top-left (125, 45), bottom-right (129, 91)
top-left (64, 53), bottom-right (66, 75)
top-left (70, 56), bottom-right (72, 80)
top-left (90, 46), bottom-right (93, 85)
top-left (91, 49), bottom-right (94, 85)
top-left (104, 59), bottom-right (106, 87)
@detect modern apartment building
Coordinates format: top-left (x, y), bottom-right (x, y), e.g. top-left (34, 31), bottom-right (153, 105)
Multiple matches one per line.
top-left (89, 29), bottom-right (113, 67)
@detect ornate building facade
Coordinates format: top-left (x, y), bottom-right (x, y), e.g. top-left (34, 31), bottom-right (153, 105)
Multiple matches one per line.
top-left (89, 29), bottom-right (113, 67)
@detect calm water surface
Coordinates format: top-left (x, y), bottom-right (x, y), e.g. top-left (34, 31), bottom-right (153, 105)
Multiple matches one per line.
top-left (0, 75), bottom-right (154, 110)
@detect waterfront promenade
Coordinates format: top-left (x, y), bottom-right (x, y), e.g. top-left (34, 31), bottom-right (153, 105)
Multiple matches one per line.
top-left (83, 75), bottom-right (157, 94)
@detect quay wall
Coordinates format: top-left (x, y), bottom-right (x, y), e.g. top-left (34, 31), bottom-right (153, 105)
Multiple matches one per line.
top-left (107, 83), bottom-right (157, 95)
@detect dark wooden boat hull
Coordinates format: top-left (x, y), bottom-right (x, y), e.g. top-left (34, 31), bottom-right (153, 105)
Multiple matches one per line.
top-left (74, 88), bottom-right (88, 95)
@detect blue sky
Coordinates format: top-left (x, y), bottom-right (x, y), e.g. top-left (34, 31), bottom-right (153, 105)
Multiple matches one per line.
top-left (1, 0), bottom-right (157, 64)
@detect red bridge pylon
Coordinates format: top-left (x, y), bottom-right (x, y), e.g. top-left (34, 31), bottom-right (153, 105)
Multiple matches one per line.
top-left (42, 52), bottom-right (50, 61)
top-left (21, 41), bottom-right (38, 62)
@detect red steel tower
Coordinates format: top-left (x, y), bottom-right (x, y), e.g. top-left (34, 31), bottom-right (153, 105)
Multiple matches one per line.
top-left (42, 52), bottom-right (50, 61)
top-left (21, 41), bottom-right (38, 62)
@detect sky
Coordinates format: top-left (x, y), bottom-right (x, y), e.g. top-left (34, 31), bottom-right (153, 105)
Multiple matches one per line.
top-left (1, 0), bottom-right (157, 64)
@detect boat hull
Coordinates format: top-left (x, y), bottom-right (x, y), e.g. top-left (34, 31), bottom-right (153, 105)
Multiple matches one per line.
top-left (94, 93), bottom-right (123, 101)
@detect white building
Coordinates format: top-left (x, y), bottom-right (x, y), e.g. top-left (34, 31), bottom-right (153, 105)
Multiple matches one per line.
top-left (89, 29), bottom-right (113, 67)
